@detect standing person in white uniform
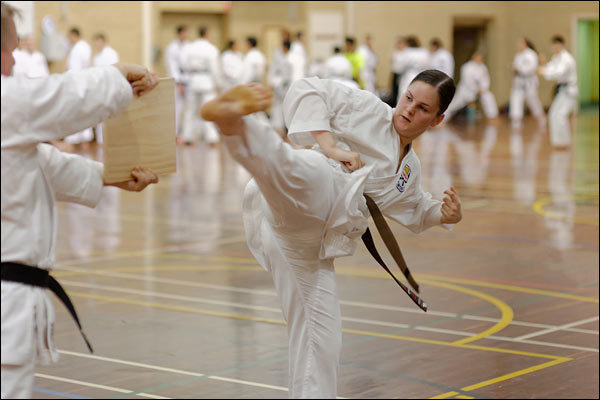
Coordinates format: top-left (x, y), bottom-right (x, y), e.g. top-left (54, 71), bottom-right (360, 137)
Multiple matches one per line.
top-left (92, 33), bottom-right (119, 144)
top-left (180, 26), bottom-right (222, 146)
top-left (324, 46), bottom-right (359, 89)
top-left (241, 36), bottom-right (266, 85)
top-left (12, 36), bottom-right (49, 78)
top-left (397, 36), bottom-right (431, 102)
top-left (268, 39), bottom-right (295, 135)
top-left (429, 38), bottom-right (454, 78)
top-left (444, 51), bottom-right (499, 122)
top-left (1, 4), bottom-right (160, 398)
top-left (221, 39), bottom-right (244, 91)
top-left (200, 69), bottom-right (462, 398)
top-left (164, 25), bottom-right (189, 140)
top-left (64, 27), bottom-right (93, 146)
top-left (290, 31), bottom-right (307, 78)
top-left (538, 35), bottom-right (578, 149)
top-left (390, 36), bottom-right (407, 106)
top-left (357, 34), bottom-right (379, 93)
top-left (509, 38), bottom-right (546, 129)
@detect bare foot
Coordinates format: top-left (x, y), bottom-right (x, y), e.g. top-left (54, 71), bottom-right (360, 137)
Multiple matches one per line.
top-left (200, 84), bottom-right (272, 122)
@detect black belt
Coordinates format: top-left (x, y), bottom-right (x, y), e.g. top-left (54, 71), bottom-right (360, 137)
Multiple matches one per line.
top-left (553, 82), bottom-right (568, 96)
top-left (361, 195), bottom-right (428, 312)
top-left (1, 262), bottom-right (93, 353)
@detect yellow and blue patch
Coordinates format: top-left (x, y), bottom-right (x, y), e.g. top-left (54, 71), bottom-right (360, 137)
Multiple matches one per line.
top-left (396, 164), bottom-right (411, 193)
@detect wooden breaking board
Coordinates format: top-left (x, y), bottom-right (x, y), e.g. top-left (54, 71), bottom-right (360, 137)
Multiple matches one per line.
top-left (103, 77), bottom-right (176, 183)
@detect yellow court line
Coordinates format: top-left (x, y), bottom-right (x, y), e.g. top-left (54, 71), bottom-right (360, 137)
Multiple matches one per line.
top-left (418, 280), bottom-right (513, 345)
top-left (332, 266), bottom-right (599, 304)
top-left (69, 291), bottom-right (565, 361)
top-left (53, 265), bottom-right (262, 278)
top-left (419, 274), bottom-right (599, 304)
top-left (532, 194), bottom-right (599, 226)
top-left (430, 357), bottom-right (570, 399)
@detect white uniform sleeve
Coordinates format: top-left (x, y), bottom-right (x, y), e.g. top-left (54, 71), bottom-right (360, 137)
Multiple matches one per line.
top-left (37, 143), bottom-right (104, 207)
top-left (386, 189), bottom-right (451, 233)
top-left (1, 66), bottom-right (132, 148)
top-left (543, 53), bottom-right (570, 81)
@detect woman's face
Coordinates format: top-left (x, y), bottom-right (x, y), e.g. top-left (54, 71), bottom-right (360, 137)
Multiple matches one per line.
top-left (393, 81), bottom-right (444, 142)
top-left (518, 38), bottom-right (527, 51)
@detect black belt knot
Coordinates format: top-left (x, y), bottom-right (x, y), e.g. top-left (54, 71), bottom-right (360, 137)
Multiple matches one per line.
top-left (1, 262), bottom-right (93, 353)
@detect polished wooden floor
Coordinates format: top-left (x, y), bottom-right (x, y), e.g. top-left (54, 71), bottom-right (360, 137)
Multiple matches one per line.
top-left (33, 111), bottom-right (598, 399)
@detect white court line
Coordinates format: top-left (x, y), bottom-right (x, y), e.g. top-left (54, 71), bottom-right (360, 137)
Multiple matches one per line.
top-left (488, 336), bottom-right (599, 353)
top-left (514, 316), bottom-right (600, 341)
top-left (57, 267), bottom-right (599, 335)
top-left (61, 280), bottom-right (600, 353)
top-left (55, 351), bottom-right (349, 398)
top-left (35, 373), bottom-right (170, 399)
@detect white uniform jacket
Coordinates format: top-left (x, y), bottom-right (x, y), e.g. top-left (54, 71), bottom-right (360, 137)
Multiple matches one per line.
top-left (241, 48), bottom-right (266, 84)
top-left (221, 49), bottom-right (244, 90)
top-left (67, 40), bottom-right (91, 71)
top-left (542, 49), bottom-right (578, 97)
top-left (266, 77), bottom-right (451, 262)
top-left (458, 60), bottom-right (492, 96)
top-left (1, 66), bottom-right (133, 365)
top-left (165, 39), bottom-right (188, 84)
top-left (180, 39), bottom-right (221, 92)
top-left (431, 48), bottom-right (454, 78)
top-left (12, 49), bottom-right (49, 78)
top-left (93, 45), bottom-right (119, 67)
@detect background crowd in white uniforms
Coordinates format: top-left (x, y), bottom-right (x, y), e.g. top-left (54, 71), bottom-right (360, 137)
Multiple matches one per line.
top-left (14, 24), bottom-right (579, 149)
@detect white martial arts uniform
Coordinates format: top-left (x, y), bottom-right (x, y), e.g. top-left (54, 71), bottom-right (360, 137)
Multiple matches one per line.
top-left (165, 38), bottom-right (189, 135)
top-left (93, 45), bottom-right (120, 144)
top-left (445, 60), bottom-right (499, 121)
top-left (397, 47), bottom-right (431, 101)
top-left (324, 53), bottom-right (360, 89)
top-left (12, 49), bottom-right (49, 78)
top-left (509, 48), bottom-right (545, 128)
top-left (430, 48), bottom-right (454, 79)
top-left (290, 41), bottom-right (307, 78)
top-left (180, 38), bottom-right (222, 144)
top-left (65, 39), bottom-right (94, 144)
top-left (268, 47), bottom-right (300, 132)
top-left (1, 66), bottom-right (133, 399)
top-left (357, 44), bottom-right (379, 93)
top-left (241, 47), bottom-right (267, 84)
top-left (221, 49), bottom-right (244, 91)
top-left (542, 49), bottom-right (578, 147)
top-left (220, 77), bottom-right (452, 398)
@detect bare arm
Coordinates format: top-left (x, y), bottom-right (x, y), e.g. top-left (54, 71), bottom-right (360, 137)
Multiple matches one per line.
top-left (311, 130), bottom-right (365, 171)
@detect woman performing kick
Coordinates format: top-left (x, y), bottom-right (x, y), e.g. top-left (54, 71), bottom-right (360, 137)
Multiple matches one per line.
top-left (201, 70), bottom-right (462, 398)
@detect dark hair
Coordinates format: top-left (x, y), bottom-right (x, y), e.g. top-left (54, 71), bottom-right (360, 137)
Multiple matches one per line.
top-left (551, 35), bottom-right (565, 44)
top-left (296, 31), bottom-right (303, 39)
top-left (406, 35), bottom-right (420, 48)
top-left (176, 25), bottom-right (187, 35)
top-left (410, 69), bottom-right (456, 115)
top-left (226, 39), bottom-right (235, 50)
top-left (283, 39), bottom-right (291, 51)
top-left (199, 26), bottom-right (208, 37)
top-left (430, 38), bottom-right (442, 49)
top-left (524, 38), bottom-right (537, 53)
top-left (69, 27), bottom-right (81, 37)
top-left (345, 37), bottom-right (355, 45)
top-left (93, 33), bottom-right (106, 41)
top-left (333, 46), bottom-right (341, 53)
top-left (247, 36), bottom-right (257, 47)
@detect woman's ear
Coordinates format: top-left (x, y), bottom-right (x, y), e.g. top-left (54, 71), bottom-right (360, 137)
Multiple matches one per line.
top-left (430, 113), bottom-right (445, 128)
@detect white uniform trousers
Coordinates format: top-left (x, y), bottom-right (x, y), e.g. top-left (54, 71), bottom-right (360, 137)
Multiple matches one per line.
top-left (182, 90), bottom-right (219, 144)
top-left (509, 77), bottom-right (545, 127)
top-left (222, 116), bottom-right (344, 398)
top-left (175, 85), bottom-right (186, 136)
top-left (445, 86), bottom-right (499, 120)
top-left (548, 89), bottom-right (577, 147)
top-left (0, 350), bottom-right (35, 399)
